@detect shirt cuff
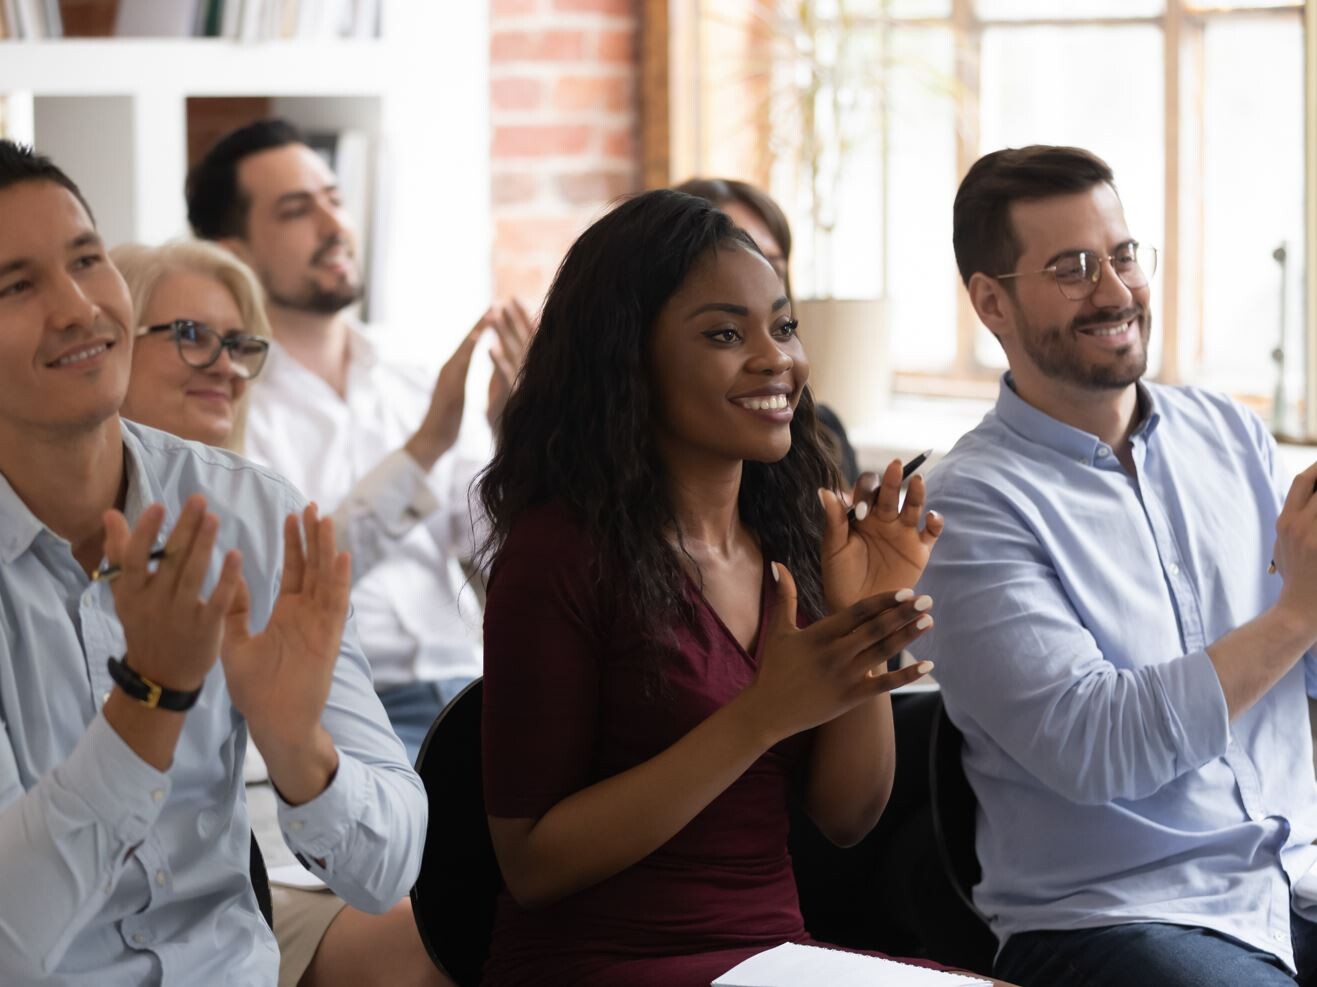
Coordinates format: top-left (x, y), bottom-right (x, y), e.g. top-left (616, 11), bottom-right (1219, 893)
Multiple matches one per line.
top-left (53, 712), bottom-right (171, 847)
top-left (346, 449), bottom-right (442, 538)
top-left (1152, 648), bottom-right (1230, 771)
top-left (275, 749), bottom-right (366, 871)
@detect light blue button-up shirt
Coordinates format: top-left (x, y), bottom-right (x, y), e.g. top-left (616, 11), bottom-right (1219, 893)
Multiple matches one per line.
top-left (0, 420), bottom-right (427, 985)
top-left (913, 375), bottom-right (1317, 969)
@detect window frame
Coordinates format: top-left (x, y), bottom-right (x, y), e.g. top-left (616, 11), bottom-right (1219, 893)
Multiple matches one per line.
top-left (651, 0), bottom-right (1313, 437)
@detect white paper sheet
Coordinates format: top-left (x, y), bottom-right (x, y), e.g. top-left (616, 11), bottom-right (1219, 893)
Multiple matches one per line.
top-left (713, 943), bottom-right (992, 987)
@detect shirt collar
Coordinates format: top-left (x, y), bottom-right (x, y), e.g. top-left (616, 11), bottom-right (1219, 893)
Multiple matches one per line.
top-left (0, 468), bottom-right (44, 564)
top-left (0, 419), bottom-right (172, 565)
top-left (994, 372), bottom-right (1163, 464)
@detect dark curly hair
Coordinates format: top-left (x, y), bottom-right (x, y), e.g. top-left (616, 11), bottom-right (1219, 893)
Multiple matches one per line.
top-left (478, 189), bottom-right (839, 671)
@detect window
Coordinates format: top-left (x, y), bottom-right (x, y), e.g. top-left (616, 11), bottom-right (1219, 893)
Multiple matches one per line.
top-left (669, 0), bottom-right (1309, 433)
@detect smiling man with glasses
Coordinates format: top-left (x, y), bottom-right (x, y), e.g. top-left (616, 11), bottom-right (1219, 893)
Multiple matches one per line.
top-left (909, 145), bottom-right (1317, 986)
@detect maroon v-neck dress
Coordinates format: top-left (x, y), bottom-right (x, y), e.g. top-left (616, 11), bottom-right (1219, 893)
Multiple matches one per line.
top-left (481, 504), bottom-right (946, 986)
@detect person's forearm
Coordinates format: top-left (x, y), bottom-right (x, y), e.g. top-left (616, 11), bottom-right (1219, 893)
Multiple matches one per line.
top-left (255, 724), bottom-right (340, 807)
top-left (102, 689), bottom-right (187, 772)
top-left (805, 693), bottom-right (896, 847)
top-left (403, 429), bottom-right (454, 474)
top-left (1208, 602), bottom-right (1317, 719)
top-left (491, 689), bottom-right (777, 909)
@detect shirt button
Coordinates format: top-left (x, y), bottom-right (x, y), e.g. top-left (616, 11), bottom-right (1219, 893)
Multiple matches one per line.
top-left (1168, 562), bottom-right (1181, 576)
top-left (151, 789), bottom-right (165, 803)
top-left (1097, 447), bottom-right (1110, 457)
top-left (155, 870), bottom-right (167, 887)
top-left (132, 933), bottom-right (147, 945)
top-left (290, 820), bottom-right (304, 832)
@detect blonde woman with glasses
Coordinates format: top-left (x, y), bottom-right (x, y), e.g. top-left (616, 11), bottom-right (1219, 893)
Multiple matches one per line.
top-left (111, 240), bottom-right (449, 987)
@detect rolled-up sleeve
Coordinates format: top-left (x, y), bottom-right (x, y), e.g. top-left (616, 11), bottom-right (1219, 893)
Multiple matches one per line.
top-left (915, 483), bottom-right (1230, 806)
top-left (275, 612), bottom-right (427, 913)
top-left (0, 713), bottom-right (169, 978)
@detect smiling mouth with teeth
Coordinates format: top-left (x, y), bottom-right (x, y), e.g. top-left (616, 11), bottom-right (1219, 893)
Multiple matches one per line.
top-left (50, 342), bottom-right (111, 367)
top-left (734, 394), bottom-right (790, 411)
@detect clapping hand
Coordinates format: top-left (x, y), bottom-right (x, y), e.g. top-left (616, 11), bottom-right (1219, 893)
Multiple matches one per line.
top-left (102, 495), bottom-right (243, 694)
top-left (221, 504), bottom-right (351, 804)
top-left (486, 297), bottom-right (536, 427)
top-left (740, 562), bottom-right (935, 743)
top-left (818, 459), bottom-right (943, 612)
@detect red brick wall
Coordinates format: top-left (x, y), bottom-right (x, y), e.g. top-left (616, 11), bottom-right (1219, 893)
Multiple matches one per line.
top-left (490, 0), bottom-right (643, 307)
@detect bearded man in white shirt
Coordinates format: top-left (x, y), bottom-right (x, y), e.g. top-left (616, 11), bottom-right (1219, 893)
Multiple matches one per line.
top-left (186, 119), bottom-right (530, 759)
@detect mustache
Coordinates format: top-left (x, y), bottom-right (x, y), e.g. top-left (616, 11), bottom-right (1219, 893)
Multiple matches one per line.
top-left (311, 236), bottom-right (350, 265)
top-left (1072, 305), bottom-right (1144, 331)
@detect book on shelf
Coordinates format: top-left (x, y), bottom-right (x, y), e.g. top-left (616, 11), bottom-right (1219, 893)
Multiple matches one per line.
top-left (114, 0), bottom-right (202, 38)
top-left (37, 0), bottom-right (384, 40)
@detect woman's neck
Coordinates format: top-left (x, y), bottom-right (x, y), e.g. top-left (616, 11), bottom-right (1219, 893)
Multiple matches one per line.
top-left (661, 445), bottom-right (747, 560)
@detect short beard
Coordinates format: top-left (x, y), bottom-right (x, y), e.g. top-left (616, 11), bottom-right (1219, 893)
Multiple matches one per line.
top-left (1020, 305), bottom-right (1150, 391)
top-left (268, 280), bottom-right (362, 315)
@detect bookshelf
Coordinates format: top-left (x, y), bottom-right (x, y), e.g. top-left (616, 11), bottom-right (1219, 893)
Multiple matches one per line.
top-left (0, 3), bottom-right (493, 363)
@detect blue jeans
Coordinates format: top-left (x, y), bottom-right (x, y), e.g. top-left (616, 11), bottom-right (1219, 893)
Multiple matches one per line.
top-left (377, 677), bottom-right (472, 764)
top-left (996, 911), bottom-right (1317, 987)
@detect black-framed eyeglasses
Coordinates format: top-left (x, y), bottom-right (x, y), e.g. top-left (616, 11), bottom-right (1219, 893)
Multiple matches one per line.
top-left (995, 242), bottom-right (1158, 301)
top-left (141, 319), bottom-right (270, 380)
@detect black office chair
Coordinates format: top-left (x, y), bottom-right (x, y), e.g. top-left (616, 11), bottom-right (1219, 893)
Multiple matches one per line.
top-left (250, 834), bottom-right (273, 930)
top-left (926, 693), bottom-right (996, 971)
top-left (410, 677), bottom-right (503, 987)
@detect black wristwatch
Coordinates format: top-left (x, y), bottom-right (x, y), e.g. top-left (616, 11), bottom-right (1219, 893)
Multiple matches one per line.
top-left (106, 656), bottom-right (202, 712)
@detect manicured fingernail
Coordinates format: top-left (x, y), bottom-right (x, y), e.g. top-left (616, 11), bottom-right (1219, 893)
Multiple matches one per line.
top-left (916, 660), bottom-right (934, 674)
top-left (927, 510), bottom-right (940, 520)
top-left (915, 615), bottom-right (933, 630)
top-left (771, 562), bottom-right (780, 583)
top-left (894, 588), bottom-right (914, 602)
top-left (913, 595), bottom-right (933, 612)
top-left (854, 500), bottom-right (869, 521)
top-left (867, 666), bottom-right (882, 678)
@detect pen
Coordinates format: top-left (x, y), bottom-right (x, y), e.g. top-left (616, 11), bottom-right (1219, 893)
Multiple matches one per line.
top-left (93, 547), bottom-right (168, 583)
top-left (846, 449), bottom-right (933, 523)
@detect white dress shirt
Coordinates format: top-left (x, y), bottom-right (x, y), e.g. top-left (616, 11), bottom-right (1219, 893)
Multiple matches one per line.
top-left (244, 325), bottom-right (487, 689)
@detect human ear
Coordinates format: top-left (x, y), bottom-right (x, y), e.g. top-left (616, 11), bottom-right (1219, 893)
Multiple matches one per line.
top-left (967, 272), bottom-right (1014, 339)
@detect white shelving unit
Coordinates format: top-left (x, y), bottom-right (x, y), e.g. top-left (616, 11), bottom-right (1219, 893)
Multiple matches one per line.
top-left (0, 3), bottom-right (491, 364)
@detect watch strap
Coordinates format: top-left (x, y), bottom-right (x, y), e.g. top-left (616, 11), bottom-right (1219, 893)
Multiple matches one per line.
top-left (106, 656), bottom-right (202, 712)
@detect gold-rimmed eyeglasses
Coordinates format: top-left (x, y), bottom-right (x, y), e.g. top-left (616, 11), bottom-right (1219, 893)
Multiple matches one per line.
top-left (995, 242), bottom-right (1158, 301)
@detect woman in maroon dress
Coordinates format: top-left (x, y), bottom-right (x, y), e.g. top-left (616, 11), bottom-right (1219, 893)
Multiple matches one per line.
top-left (477, 189), bottom-right (951, 986)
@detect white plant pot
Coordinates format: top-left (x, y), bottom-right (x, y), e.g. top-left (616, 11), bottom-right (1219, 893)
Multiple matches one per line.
top-left (794, 296), bottom-right (891, 430)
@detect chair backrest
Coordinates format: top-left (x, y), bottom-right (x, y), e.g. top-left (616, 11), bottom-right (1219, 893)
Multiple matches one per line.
top-left (928, 693), bottom-right (987, 921)
top-left (410, 677), bottom-right (502, 987)
top-left (249, 832), bottom-right (273, 929)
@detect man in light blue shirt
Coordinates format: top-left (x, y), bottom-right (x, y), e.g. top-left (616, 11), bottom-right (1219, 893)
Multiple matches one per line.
top-left (913, 145), bottom-right (1317, 986)
top-left (0, 142), bottom-right (426, 984)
